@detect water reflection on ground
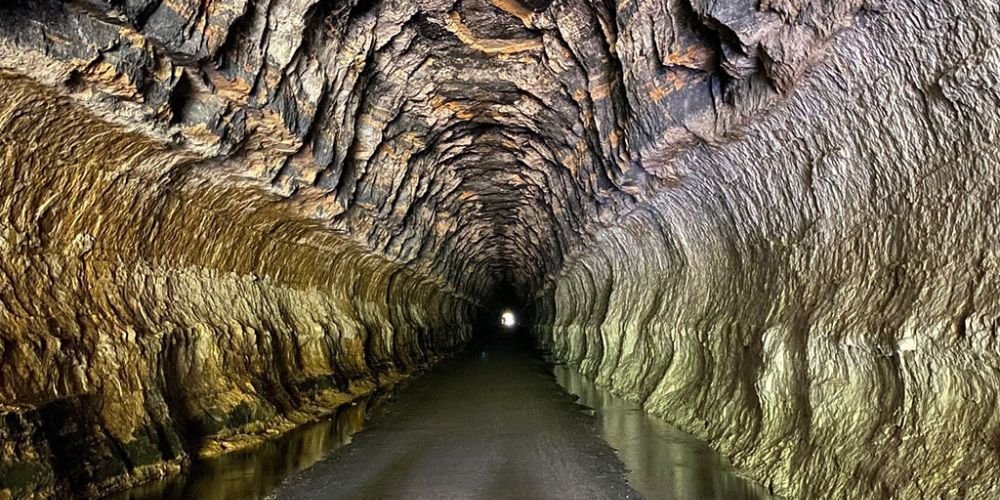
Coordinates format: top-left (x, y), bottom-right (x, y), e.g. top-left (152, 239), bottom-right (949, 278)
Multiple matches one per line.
top-left (110, 393), bottom-right (388, 500)
top-left (113, 362), bottom-right (773, 500)
top-left (553, 365), bottom-right (774, 500)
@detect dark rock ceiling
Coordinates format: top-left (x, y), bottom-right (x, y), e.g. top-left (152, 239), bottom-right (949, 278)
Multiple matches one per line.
top-left (4, 1), bottom-right (1000, 498)
top-left (0, 0), bottom-right (862, 297)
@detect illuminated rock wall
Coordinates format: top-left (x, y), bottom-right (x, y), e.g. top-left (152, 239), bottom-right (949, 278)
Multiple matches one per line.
top-left (535, 0), bottom-right (1000, 497)
top-left (0, 75), bottom-right (473, 497)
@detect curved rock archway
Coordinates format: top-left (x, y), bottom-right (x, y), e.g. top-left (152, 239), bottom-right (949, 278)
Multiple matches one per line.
top-left (0, 0), bottom-right (997, 497)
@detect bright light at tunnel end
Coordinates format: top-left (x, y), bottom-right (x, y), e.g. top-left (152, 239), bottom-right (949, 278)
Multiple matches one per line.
top-left (500, 310), bottom-right (517, 328)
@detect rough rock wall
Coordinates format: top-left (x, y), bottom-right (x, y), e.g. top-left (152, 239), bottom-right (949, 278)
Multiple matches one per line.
top-left (535, 0), bottom-right (1000, 497)
top-left (2, 0), bottom-right (998, 497)
top-left (0, 0), bottom-right (866, 295)
top-left (0, 75), bottom-right (473, 497)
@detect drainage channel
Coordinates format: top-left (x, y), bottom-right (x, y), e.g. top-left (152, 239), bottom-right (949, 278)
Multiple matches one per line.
top-left (108, 392), bottom-right (392, 500)
top-left (552, 364), bottom-right (775, 500)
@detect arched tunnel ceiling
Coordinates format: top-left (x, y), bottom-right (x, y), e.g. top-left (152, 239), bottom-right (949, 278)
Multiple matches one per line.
top-left (0, 0), bottom-right (862, 297)
top-left (4, 1), bottom-right (1000, 498)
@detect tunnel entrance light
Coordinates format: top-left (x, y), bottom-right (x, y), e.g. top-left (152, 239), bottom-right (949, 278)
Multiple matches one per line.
top-left (500, 310), bottom-right (517, 328)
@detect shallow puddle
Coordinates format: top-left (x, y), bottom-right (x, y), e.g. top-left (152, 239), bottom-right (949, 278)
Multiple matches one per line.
top-left (113, 353), bottom-right (773, 500)
top-left (553, 364), bottom-right (774, 500)
top-left (109, 393), bottom-right (390, 500)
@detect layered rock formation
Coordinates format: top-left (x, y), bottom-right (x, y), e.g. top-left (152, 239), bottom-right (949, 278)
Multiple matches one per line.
top-left (0, 0), bottom-right (997, 497)
top-left (0, 73), bottom-right (474, 497)
top-left (535, 0), bottom-right (1000, 497)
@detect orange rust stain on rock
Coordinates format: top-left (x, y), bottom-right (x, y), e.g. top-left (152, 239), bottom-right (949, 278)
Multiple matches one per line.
top-left (488, 0), bottom-right (534, 26)
top-left (205, 68), bottom-right (252, 103)
top-left (559, 152), bottom-right (580, 177)
top-left (645, 72), bottom-right (686, 103)
top-left (43, 31), bottom-right (72, 46)
top-left (507, 173), bottom-right (527, 185)
top-left (75, 60), bottom-right (142, 100)
top-left (285, 143), bottom-right (325, 185)
top-left (247, 109), bottom-right (300, 153)
top-left (203, 1), bottom-right (247, 52)
top-left (590, 82), bottom-right (610, 100)
top-left (181, 123), bottom-right (223, 147)
top-left (445, 11), bottom-right (543, 55)
top-left (665, 45), bottom-right (715, 70)
top-left (431, 95), bottom-right (476, 120)
top-left (609, 129), bottom-right (621, 147)
top-left (118, 27), bottom-right (150, 49)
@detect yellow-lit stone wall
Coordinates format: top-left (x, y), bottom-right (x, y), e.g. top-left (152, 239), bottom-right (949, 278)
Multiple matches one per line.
top-left (0, 74), bottom-right (473, 497)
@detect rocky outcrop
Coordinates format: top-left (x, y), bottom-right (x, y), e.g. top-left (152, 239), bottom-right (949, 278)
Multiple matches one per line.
top-left (1, 0), bottom-right (998, 497)
top-left (535, 0), bottom-right (1000, 497)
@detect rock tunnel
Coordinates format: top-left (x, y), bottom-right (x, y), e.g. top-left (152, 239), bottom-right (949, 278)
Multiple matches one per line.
top-left (0, 0), bottom-right (998, 497)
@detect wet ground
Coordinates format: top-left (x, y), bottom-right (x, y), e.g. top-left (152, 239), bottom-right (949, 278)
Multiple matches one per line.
top-left (113, 330), bottom-right (773, 499)
top-left (554, 366), bottom-right (773, 499)
top-left (275, 331), bottom-right (638, 499)
top-left (108, 393), bottom-right (388, 500)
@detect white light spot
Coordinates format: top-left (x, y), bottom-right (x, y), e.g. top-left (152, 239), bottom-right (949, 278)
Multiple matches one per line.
top-left (500, 310), bottom-right (517, 328)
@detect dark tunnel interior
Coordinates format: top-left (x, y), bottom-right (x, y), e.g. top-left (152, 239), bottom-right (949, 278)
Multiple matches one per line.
top-left (1, 0), bottom-right (999, 498)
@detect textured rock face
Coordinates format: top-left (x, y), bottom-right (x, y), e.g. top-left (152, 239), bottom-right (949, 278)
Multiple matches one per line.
top-left (0, 74), bottom-right (473, 496)
top-left (535, 0), bottom-right (1000, 497)
top-left (0, 0), bottom-right (998, 497)
top-left (0, 0), bottom-right (864, 295)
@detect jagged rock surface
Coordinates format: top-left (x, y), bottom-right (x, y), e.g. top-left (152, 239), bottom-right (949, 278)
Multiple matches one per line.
top-left (0, 0), bottom-right (997, 497)
top-left (0, 75), bottom-right (473, 497)
top-left (535, 0), bottom-right (1000, 497)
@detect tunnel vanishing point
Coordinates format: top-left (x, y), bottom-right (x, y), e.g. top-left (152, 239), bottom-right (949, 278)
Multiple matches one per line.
top-left (0, 0), bottom-right (998, 498)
